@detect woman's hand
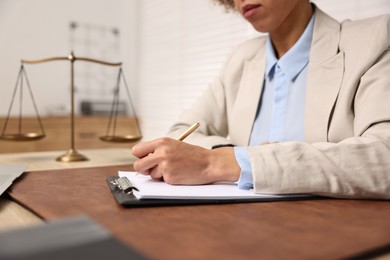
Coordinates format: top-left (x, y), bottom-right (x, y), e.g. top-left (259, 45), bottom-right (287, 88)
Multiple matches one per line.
top-left (132, 137), bottom-right (240, 185)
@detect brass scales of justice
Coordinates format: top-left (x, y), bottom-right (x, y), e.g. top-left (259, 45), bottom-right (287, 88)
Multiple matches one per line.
top-left (0, 52), bottom-right (142, 162)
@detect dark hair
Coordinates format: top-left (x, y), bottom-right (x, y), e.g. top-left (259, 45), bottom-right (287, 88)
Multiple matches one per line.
top-left (211, 0), bottom-right (236, 11)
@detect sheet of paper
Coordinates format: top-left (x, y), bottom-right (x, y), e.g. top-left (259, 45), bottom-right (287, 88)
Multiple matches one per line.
top-left (119, 171), bottom-right (307, 200)
top-left (0, 164), bottom-right (27, 196)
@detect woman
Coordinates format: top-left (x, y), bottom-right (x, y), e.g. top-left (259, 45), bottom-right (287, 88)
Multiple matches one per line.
top-left (132, 0), bottom-right (390, 199)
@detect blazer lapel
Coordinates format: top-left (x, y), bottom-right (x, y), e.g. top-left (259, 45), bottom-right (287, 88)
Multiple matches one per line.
top-left (305, 7), bottom-right (345, 143)
top-left (230, 49), bottom-right (266, 145)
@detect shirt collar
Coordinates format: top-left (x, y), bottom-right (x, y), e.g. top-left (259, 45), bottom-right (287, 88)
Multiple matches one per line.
top-left (265, 14), bottom-right (315, 82)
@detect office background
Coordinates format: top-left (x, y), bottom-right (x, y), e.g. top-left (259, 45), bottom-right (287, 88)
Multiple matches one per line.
top-left (0, 0), bottom-right (389, 142)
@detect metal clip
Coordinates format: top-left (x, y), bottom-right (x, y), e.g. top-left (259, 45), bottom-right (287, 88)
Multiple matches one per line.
top-left (110, 177), bottom-right (137, 194)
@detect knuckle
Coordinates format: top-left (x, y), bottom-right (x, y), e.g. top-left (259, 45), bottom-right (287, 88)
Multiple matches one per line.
top-left (160, 165), bottom-right (179, 185)
top-left (156, 137), bottom-right (171, 146)
top-left (163, 174), bottom-right (176, 185)
top-left (133, 160), bottom-right (141, 171)
top-left (150, 169), bottom-right (161, 180)
top-left (152, 152), bottom-right (165, 162)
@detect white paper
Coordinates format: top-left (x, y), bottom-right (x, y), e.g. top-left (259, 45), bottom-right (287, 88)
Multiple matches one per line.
top-left (118, 171), bottom-right (308, 200)
top-left (0, 164), bottom-right (27, 196)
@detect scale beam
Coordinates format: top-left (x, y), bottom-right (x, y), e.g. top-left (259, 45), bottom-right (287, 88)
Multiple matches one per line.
top-left (21, 55), bottom-right (122, 67)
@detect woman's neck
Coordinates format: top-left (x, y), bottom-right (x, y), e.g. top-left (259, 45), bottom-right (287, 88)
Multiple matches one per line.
top-left (270, 2), bottom-right (313, 59)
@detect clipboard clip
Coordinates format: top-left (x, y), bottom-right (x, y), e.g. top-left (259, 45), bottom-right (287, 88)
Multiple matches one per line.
top-left (110, 177), bottom-right (138, 194)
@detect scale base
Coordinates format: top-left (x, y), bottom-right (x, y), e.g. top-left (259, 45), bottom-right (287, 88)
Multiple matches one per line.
top-left (56, 149), bottom-right (89, 162)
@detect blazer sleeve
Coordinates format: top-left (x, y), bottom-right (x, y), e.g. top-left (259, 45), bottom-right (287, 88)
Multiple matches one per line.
top-left (249, 47), bottom-right (390, 199)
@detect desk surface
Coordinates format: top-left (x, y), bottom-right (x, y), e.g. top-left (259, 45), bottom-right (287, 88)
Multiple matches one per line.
top-left (1, 150), bottom-right (390, 259)
top-left (0, 148), bottom-right (135, 230)
top-left (8, 164), bottom-right (390, 260)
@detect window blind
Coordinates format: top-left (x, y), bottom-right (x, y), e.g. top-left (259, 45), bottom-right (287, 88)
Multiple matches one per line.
top-left (136, 0), bottom-right (259, 140)
top-left (135, 0), bottom-right (390, 140)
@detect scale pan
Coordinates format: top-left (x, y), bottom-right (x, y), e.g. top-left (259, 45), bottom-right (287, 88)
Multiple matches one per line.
top-left (99, 135), bottom-right (142, 143)
top-left (0, 133), bottom-right (45, 141)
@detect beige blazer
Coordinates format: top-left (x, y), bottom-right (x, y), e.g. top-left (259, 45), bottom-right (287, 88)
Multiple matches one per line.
top-left (168, 6), bottom-right (390, 199)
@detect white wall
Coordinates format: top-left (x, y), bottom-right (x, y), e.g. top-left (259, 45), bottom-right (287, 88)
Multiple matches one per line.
top-left (0, 0), bottom-right (137, 117)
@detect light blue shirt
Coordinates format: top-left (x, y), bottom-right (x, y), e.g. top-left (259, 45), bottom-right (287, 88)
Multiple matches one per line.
top-left (235, 15), bottom-right (314, 190)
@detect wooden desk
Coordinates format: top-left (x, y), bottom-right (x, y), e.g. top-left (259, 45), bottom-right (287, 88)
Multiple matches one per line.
top-left (0, 148), bottom-right (135, 230)
top-left (7, 165), bottom-right (390, 260)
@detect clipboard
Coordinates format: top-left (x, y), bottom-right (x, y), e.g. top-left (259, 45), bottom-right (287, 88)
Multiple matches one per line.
top-left (106, 176), bottom-right (315, 207)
